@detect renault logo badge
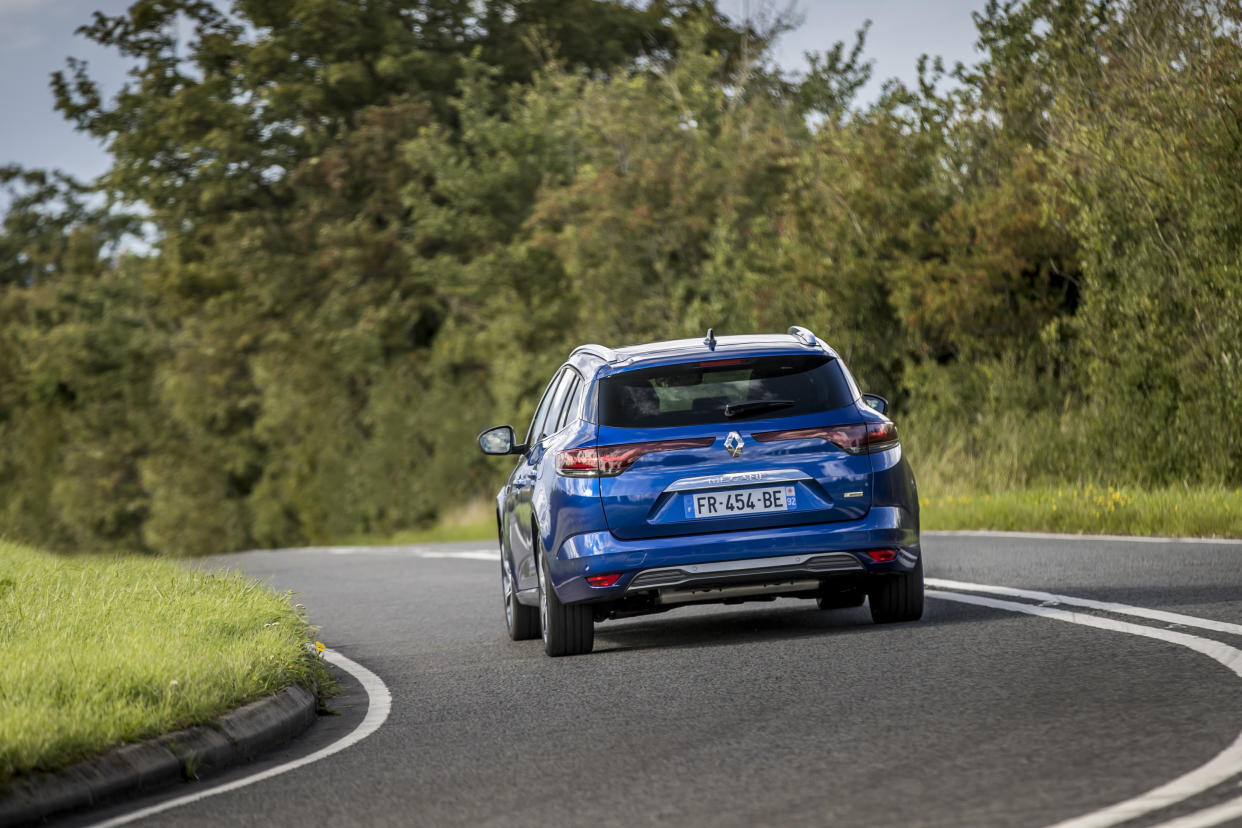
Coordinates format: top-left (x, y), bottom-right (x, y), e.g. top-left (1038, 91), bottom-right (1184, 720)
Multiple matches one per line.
top-left (724, 431), bottom-right (744, 458)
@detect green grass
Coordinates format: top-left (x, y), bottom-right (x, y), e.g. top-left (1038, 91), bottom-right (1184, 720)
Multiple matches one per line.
top-left (921, 484), bottom-right (1242, 538)
top-left (0, 539), bottom-right (331, 785)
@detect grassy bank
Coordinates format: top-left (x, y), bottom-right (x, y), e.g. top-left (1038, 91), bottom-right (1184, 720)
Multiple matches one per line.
top-left (921, 485), bottom-right (1242, 538)
top-left (0, 540), bottom-right (329, 786)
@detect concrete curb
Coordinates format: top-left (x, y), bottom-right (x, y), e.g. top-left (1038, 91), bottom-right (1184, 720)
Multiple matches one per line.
top-left (0, 684), bottom-right (317, 827)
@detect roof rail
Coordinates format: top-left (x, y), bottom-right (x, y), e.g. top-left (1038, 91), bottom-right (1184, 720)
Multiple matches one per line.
top-left (571, 343), bottom-right (618, 362)
top-left (788, 325), bottom-right (817, 346)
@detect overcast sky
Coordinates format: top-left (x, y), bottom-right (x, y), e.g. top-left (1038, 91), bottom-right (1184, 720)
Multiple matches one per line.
top-left (0, 0), bottom-right (986, 185)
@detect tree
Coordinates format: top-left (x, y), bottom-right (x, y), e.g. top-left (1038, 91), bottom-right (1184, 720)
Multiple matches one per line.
top-left (1039, 0), bottom-right (1242, 483)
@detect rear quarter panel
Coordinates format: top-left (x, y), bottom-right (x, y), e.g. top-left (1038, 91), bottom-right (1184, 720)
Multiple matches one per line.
top-left (531, 418), bottom-right (606, 579)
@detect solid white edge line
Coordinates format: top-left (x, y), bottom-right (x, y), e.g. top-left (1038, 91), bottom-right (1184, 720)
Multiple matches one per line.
top-left (414, 550), bottom-right (495, 561)
top-left (1150, 794), bottom-right (1242, 828)
top-left (275, 547), bottom-right (498, 561)
top-left (926, 590), bottom-right (1242, 828)
top-left (88, 649), bottom-right (392, 828)
top-left (926, 578), bottom-right (1242, 637)
top-left (926, 530), bottom-right (1242, 546)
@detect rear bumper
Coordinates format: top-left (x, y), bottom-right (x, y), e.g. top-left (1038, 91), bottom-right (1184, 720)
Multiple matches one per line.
top-left (550, 505), bottom-right (919, 605)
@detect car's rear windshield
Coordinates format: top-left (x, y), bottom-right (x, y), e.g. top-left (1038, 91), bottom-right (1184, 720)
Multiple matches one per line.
top-left (597, 354), bottom-right (855, 428)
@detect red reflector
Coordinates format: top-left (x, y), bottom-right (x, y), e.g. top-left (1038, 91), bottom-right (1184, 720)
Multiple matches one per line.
top-left (866, 549), bottom-right (898, 563)
top-left (864, 421), bottom-right (899, 451)
top-left (586, 573), bottom-right (622, 587)
top-left (557, 437), bottom-right (713, 477)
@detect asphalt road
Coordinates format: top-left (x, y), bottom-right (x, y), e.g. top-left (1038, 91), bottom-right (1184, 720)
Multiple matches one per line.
top-left (69, 533), bottom-right (1242, 828)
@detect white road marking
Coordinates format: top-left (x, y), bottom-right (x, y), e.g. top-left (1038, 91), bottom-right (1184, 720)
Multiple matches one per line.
top-left (927, 529), bottom-right (1242, 546)
top-left (93, 549), bottom-right (1241, 826)
top-left (88, 648), bottom-right (392, 827)
top-left (927, 578), bottom-right (1242, 637)
top-left (290, 546), bottom-right (497, 560)
top-left (414, 549), bottom-right (495, 561)
top-left (1151, 794), bottom-right (1242, 828)
top-left (927, 589), bottom-right (1242, 828)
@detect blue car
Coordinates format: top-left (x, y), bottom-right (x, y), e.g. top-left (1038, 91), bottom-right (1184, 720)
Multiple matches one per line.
top-left (478, 326), bottom-right (922, 656)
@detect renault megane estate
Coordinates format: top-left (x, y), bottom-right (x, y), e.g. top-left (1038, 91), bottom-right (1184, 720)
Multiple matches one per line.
top-left (478, 326), bottom-right (922, 656)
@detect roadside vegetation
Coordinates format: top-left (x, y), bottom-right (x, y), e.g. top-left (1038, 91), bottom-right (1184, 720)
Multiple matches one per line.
top-left (0, 0), bottom-right (1238, 555)
top-left (920, 487), bottom-right (1242, 539)
top-left (0, 539), bottom-right (330, 785)
top-left (907, 425), bottom-right (1242, 538)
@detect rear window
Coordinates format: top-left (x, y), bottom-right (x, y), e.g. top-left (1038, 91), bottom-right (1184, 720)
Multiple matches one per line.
top-left (598, 355), bottom-right (855, 428)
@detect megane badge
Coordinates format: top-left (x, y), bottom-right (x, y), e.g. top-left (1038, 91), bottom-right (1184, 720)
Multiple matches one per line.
top-left (724, 431), bottom-right (745, 458)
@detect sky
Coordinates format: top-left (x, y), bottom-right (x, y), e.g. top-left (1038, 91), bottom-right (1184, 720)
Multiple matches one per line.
top-left (0, 0), bottom-right (987, 185)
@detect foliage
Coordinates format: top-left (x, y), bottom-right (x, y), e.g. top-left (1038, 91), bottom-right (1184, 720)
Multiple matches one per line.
top-left (1038, 0), bottom-right (1242, 485)
top-left (1, 0), bottom-right (1239, 554)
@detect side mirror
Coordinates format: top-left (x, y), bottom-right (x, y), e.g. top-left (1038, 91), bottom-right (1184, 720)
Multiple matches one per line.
top-left (862, 394), bottom-right (889, 416)
top-left (478, 425), bottom-right (524, 455)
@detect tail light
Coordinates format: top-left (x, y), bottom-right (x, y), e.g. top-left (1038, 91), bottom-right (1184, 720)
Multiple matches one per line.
top-left (752, 421), bottom-right (899, 454)
top-left (557, 437), bottom-right (714, 477)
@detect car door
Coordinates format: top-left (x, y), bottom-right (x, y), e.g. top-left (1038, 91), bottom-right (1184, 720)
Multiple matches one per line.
top-left (509, 368), bottom-right (573, 591)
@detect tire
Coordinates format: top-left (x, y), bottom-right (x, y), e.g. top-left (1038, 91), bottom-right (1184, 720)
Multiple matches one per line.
top-left (502, 558), bottom-right (539, 641)
top-left (537, 536), bottom-right (594, 657)
top-left (868, 556), bottom-right (925, 624)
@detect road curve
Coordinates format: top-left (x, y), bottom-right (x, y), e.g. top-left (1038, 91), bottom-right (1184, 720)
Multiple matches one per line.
top-left (68, 533), bottom-right (1242, 828)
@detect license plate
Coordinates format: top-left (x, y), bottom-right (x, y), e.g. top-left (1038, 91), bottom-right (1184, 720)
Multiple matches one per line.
top-left (684, 486), bottom-right (797, 519)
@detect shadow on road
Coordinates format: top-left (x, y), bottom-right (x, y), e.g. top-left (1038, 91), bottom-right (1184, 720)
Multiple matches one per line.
top-left (591, 598), bottom-right (979, 655)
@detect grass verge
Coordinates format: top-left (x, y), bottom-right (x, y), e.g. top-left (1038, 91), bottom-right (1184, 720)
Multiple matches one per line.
top-left (921, 484), bottom-right (1242, 538)
top-left (0, 539), bottom-right (331, 786)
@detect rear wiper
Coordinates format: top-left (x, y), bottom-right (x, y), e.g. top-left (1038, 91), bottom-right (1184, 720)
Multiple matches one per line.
top-left (724, 399), bottom-right (796, 418)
